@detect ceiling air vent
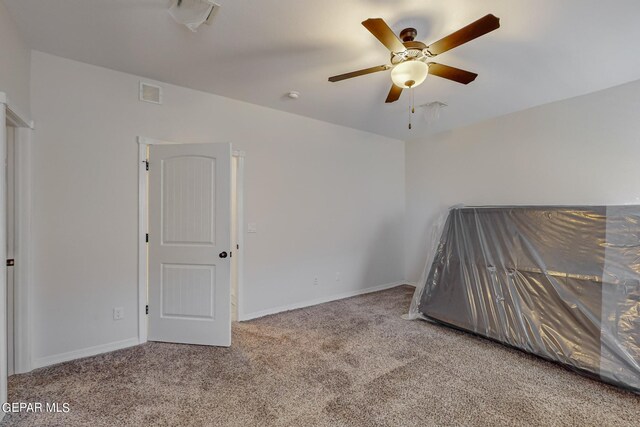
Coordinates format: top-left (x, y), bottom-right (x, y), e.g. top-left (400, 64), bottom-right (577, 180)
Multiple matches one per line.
top-left (169, 0), bottom-right (220, 32)
top-left (420, 101), bottom-right (447, 123)
top-left (139, 82), bottom-right (162, 105)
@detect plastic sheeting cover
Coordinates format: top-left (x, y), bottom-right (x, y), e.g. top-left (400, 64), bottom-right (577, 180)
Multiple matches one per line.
top-left (409, 205), bottom-right (640, 393)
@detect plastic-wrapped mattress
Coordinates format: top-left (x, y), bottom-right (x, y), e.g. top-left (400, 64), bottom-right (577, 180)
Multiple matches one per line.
top-left (410, 206), bottom-right (640, 393)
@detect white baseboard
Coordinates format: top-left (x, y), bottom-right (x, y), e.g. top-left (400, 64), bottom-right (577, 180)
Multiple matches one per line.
top-left (240, 281), bottom-right (409, 321)
top-left (32, 337), bottom-right (140, 370)
top-left (29, 283), bottom-right (416, 368)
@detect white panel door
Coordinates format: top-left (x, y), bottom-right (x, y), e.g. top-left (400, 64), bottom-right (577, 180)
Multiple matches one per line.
top-left (148, 143), bottom-right (231, 346)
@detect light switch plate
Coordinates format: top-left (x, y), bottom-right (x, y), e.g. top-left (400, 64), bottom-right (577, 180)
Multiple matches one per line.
top-left (247, 223), bottom-right (257, 233)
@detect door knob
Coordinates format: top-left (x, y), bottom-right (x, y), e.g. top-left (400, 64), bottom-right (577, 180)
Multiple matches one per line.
top-left (219, 251), bottom-right (228, 258)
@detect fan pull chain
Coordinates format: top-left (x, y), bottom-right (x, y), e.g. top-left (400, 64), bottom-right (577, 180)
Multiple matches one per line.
top-left (408, 87), bottom-right (415, 130)
top-left (412, 87), bottom-right (415, 114)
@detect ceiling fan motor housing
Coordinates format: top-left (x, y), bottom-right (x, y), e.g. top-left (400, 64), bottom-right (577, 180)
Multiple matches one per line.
top-left (392, 29), bottom-right (430, 65)
top-left (391, 43), bottom-right (428, 65)
top-left (400, 27), bottom-right (417, 42)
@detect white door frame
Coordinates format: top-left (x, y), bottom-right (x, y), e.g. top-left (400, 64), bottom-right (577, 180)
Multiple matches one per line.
top-left (0, 92), bottom-right (34, 415)
top-left (12, 125), bottom-right (33, 375)
top-left (136, 136), bottom-right (245, 344)
top-left (232, 154), bottom-right (246, 321)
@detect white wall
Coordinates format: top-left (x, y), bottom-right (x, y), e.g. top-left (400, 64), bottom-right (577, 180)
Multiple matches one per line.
top-left (405, 79), bottom-right (640, 282)
top-left (29, 51), bottom-right (405, 365)
top-left (0, 0), bottom-right (30, 115)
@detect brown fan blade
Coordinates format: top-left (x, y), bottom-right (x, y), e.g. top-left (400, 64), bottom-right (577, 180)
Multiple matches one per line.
top-left (385, 84), bottom-right (403, 103)
top-left (428, 63), bottom-right (478, 84)
top-left (427, 14), bottom-right (500, 56)
top-left (328, 65), bottom-right (390, 82)
top-left (362, 18), bottom-right (407, 53)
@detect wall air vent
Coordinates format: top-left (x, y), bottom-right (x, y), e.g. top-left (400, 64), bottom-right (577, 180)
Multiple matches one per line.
top-left (139, 82), bottom-right (162, 105)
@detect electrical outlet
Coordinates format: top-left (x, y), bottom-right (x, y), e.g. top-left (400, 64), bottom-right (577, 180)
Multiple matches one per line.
top-left (113, 307), bottom-right (125, 320)
top-left (313, 277), bottom-right (319, 286)
top-left (335, 272), bottom-right (341, 282)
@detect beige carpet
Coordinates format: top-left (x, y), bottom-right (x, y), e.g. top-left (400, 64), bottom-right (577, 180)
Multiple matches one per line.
top-left (2, 285), bottom-right (638, 426)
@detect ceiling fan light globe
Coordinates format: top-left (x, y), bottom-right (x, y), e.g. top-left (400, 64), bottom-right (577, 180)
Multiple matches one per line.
top-left (391, 61), bottom-right (428, 89)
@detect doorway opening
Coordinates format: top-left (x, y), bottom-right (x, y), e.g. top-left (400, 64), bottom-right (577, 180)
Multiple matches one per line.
top-left (1, 95), bottom-right (34, 409)
top-left (137, 138), bottom-right (245, 345)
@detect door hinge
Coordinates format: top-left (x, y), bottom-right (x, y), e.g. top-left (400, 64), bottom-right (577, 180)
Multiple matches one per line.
top-left (145, 233), bottom-right (149, 243)
top-left (146, 305), bottom-right (149, 315)
top-left (145, 160), bottom-right (149, 171)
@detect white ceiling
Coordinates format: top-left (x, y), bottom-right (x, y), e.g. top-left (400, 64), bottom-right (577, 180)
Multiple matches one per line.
top-left (5, 0), bottom-right (640, 140)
